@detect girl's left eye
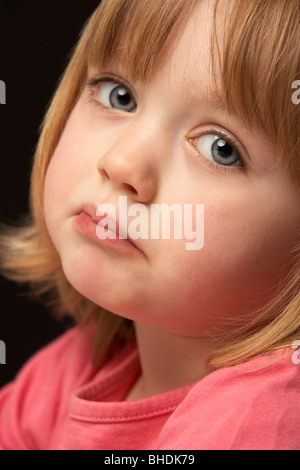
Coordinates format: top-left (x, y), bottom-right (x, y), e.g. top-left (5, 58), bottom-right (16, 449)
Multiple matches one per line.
top-left (192, 133), bottom-right (243, 168)
top-left (96, 81), bottom-right (137, 113)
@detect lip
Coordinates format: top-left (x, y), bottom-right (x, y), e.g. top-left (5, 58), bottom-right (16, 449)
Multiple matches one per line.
top-left (74, 203), bottom-right (144, 256)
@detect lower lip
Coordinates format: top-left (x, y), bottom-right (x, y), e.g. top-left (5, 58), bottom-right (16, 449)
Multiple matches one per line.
top-left (74, 211), bottom-right (142, 256)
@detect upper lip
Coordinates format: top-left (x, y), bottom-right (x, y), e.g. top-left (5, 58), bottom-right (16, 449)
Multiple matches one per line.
top-left (79, 203), bottom-right (144, 252)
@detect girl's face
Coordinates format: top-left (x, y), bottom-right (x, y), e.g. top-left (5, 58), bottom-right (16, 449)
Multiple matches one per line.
top-left (44, 0), bottom-right (300, 337)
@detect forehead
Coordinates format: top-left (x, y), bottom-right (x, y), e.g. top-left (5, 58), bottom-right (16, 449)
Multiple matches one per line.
top-left (149, 0), bottom-right (224, 107)
top-left (166, 0), bottom-right (214, 71)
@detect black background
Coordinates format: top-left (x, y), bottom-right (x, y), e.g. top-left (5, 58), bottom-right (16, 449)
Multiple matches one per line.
top-left (0, 0), bottom-right (101, 387)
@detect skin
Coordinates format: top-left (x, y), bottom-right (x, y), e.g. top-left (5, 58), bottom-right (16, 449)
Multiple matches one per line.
top-left (43, 0), bottom-right (300, 399)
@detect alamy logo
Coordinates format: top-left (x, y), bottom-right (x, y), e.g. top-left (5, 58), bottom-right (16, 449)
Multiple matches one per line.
top-left (292, 80), bottom-right (300, 105)
top-left (0, 80), bottom-right (6, 104)
top-left (291, 340), bottom-right (300, 365)
top-left (0, 340), bottom-right (6, 365)
top-left (96, 196), bottom-right (204, 250)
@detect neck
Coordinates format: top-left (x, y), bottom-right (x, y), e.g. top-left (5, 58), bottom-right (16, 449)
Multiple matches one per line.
top-left (125, 322), bottom-right (215, 401)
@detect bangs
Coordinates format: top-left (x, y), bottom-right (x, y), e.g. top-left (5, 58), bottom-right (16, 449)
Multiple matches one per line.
top-left (85, 0), bottom-right (196, 81)
top-left (80, 0), bottom-right (299, 183)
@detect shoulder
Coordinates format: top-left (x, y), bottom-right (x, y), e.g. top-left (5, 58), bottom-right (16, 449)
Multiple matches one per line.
top-left (0, 326), bottom-right (95, 449)
top-left (8, 325), bottom-right (96, 395)
top-left (158, 349), bottom-right (300, 450)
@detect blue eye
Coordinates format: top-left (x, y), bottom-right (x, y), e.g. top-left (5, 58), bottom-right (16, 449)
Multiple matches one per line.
top-left (97, 81), bottom-right (137, 112)
top-left (195, 133), bottom-right (242, 167)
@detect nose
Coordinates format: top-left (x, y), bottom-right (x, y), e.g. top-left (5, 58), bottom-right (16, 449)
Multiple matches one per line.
top-left (97, 121), bottom-right (162, 203)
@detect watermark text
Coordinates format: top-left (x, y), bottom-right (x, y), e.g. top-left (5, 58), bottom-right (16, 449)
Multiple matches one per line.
top-left (0, 340), bottom-right (6, 365)
top-left (0, 80), bottom-right (6, 104)
top-left (291, 340), bottom-right (300, 365)
top-left (96, 196), bottom-right (204, 251)
top-left (292, 80), bottom-right (300, 105)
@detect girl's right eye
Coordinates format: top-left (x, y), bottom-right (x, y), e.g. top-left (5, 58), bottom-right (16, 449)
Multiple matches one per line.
top-left (95, 80), bottom-right (137, 113)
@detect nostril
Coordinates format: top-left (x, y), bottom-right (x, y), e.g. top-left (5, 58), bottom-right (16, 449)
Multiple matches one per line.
top-left (98, 167), bottom-right (137, 195)
top-left (124, 183), bottom-right (138, 195)
top-left (99, 168), bottom-right (109, 180)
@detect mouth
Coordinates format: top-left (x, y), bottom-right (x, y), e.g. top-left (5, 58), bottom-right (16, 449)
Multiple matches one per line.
top-left (74, 203), bottom-right (144, 257)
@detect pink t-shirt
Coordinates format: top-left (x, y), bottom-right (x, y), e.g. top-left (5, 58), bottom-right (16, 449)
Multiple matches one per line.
top-left (0, 327), bottom-right (299, 450)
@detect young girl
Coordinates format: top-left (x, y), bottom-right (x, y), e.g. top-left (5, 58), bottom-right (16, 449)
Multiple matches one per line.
top-left (0, 0), bottom-right (299, 450)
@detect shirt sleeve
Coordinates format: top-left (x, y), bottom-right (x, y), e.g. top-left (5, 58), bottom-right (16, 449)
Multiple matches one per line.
top-left (0, 327), bottom-right (95, 450)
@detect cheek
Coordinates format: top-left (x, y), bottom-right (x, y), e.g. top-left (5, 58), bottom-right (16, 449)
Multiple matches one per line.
top-left (44, 153), bottom-right (65, 215)
top-left (44, 151), bottom-right (67, 239)
top-left (43, 103), bottom-right (97, 227)
top-left (43, 156), bottom-right (62, 243)
top-left (43, 140), bottom-right (79, 252)
top-left (203, 207), bottom-right (291, 298)
top-left (152, 187), bottom-right (299, 333)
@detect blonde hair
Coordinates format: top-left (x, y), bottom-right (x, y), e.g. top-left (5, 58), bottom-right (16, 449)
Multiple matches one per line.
top-left (1, 0), bottom-right (299, 369)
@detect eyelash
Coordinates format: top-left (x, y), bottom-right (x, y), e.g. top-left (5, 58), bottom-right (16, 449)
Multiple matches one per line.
top-left (86, 75), bottom-right (136, 112)
top-left (189, 129), bottom-right (246, 175)
top-left (86, 76), bottom-right (247, 175)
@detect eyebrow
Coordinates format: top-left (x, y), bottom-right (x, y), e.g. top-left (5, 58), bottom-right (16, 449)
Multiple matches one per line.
top-left (170, 71), bottom-right (225, 109)
top-left (181, 83), bottom-right (226, 111)
top-left (203, 92), bottom-right (226, 111)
